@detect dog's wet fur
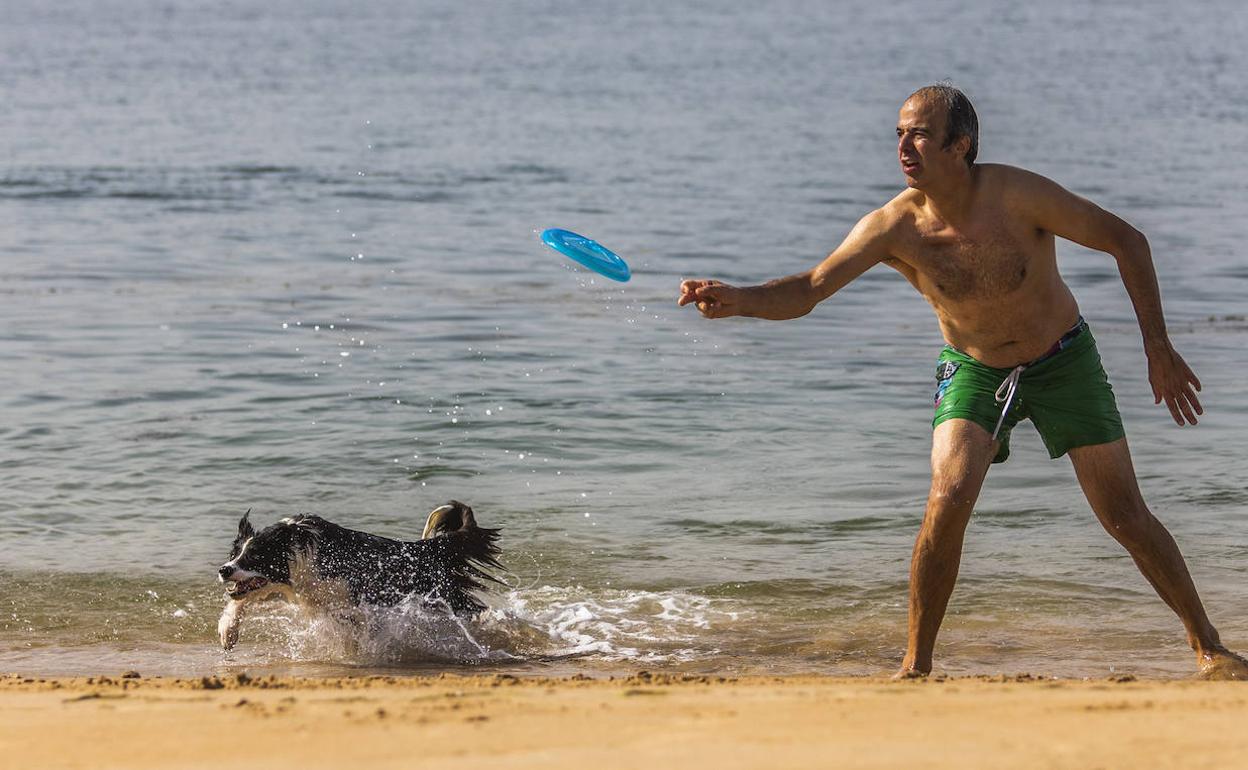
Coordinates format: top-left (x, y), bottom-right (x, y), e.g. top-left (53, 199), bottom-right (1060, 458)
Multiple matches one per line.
top-left (216, 500), bottom-right (501, 649)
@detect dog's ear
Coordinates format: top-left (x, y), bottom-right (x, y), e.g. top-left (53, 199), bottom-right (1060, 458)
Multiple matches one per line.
top-left (237, 509), bottom-right (255, 540)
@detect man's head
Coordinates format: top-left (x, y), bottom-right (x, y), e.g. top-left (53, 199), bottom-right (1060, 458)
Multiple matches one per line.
top-left (896, 84), bottom-right (979, 187)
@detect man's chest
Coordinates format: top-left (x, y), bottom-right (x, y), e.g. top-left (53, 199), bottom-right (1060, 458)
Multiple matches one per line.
top-left (895, 221), bottom-right (1044, 302)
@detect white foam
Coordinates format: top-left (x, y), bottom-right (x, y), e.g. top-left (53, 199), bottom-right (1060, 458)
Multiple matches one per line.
top-left (232, 586), bottom-right (748, 666)
top-left (478, 586), bottom-right (747, 662)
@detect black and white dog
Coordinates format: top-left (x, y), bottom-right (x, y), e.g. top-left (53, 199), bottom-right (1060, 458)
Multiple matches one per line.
top-left (216, 501), bottom-right (501, 650)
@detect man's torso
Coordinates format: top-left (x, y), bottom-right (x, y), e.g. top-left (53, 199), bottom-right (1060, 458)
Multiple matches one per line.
top-left (881, 164), bottom-right (1081, 367)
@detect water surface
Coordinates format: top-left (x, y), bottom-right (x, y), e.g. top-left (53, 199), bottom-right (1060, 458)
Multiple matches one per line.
top-left (3, 0), bottom-right (1247, 679)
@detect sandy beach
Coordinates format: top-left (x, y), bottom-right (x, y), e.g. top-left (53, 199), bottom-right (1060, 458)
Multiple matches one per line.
top-left (4, 672), bottom-right (1247, 769)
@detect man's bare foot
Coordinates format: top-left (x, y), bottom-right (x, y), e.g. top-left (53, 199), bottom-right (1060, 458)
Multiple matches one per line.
top-left (892, 667), bottom-right (929, 680)
top-left (1197, 648), bottom-right (1248, 680)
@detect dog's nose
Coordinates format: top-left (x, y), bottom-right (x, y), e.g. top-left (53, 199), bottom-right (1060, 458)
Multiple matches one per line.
top-left (218, 565), bottom-right (234, 582)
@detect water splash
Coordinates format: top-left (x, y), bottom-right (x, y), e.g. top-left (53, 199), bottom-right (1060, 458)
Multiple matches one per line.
top-left (225, 586), bottom-right (748, 667)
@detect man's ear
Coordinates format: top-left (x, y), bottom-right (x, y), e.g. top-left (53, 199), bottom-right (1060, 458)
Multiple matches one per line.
top-left (238, 509), bottom-right (255, 539)
top-left (952, 134), bottom-right (971, 162)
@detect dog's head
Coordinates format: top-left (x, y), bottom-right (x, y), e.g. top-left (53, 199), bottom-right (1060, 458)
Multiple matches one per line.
top-left (217, 511), bottom-right (320, 599)
top-left (421, 500), bottom-right (478, 539)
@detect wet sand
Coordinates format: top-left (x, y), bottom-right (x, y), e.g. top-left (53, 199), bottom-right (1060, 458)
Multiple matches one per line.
top-left (3, 672), bottom-right (1247, 769)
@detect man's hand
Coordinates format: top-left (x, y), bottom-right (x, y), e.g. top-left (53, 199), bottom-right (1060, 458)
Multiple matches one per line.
top-left (678, 279), bottom-right (744, 318)
top-left (1147, 340), bottom-right (1203, 426)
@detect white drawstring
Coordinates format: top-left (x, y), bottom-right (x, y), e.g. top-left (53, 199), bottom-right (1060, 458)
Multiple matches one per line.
top-left (991, 365), bottom-right (1025, 440)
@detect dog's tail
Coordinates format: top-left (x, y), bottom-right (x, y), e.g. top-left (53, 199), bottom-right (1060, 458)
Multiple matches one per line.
top-left (420, 501), bottom-right (503, 614)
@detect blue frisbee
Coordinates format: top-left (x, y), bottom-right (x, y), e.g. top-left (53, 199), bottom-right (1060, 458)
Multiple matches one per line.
top-left (540, 228), bottom-right (631, 283)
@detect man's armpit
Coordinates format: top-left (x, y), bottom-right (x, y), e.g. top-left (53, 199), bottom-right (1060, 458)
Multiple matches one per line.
top-left (882, 255), bottom-right (921, 290)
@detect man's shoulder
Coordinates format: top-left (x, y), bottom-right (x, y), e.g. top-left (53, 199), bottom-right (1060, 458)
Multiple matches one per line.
top-left (874, 189), bottom-right (922, 226)
top-left (976, 163), bottom-right (1058, 196)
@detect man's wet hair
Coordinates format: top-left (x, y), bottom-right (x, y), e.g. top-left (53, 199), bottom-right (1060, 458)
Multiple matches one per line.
top-left (909, 84), bottom-right (979, 166)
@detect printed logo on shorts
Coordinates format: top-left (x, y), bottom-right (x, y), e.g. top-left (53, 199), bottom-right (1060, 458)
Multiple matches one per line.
top-left (934, 361), bottom-right (960, 406)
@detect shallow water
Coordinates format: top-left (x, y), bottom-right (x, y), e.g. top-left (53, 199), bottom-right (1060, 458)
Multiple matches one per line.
top-left (2, 0), bottom-right (1247, 679)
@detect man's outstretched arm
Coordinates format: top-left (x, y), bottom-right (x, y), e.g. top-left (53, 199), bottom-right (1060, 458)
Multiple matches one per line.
top-left (1021, 169), bottom-right (1203, 425)
top-left (678, 208), bottom-right (894, 320)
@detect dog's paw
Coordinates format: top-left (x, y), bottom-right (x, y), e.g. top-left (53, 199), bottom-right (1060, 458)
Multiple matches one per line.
top-left (218, 601), bottom-right (243, 650)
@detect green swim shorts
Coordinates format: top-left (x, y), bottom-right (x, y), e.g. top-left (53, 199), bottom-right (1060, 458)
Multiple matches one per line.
top-left (932, 319), bottom-right (1125, 463)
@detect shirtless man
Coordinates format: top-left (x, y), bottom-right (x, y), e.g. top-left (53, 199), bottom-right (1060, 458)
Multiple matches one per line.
top-left (678, 84), bottom-right (1247, 679)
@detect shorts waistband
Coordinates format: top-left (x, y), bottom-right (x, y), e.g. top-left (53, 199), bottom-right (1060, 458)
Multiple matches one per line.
top-left (943, 316), bottom-right (1088, 370)
top-left (1027, 316), bottom-right (1087, 366)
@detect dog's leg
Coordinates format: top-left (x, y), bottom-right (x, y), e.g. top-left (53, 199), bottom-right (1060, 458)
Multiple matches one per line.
top-left (218, 599), bottom-right (246, 650)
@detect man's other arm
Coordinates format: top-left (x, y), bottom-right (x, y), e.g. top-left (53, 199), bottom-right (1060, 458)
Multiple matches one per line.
top-left (1018, 168), bottom-right (1203, 425)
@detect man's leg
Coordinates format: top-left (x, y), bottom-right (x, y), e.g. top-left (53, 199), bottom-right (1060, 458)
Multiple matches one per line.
top-left (897, 418), bottom-right (998, 678)
top-left (1068, 437), bottom-right (1248, 679)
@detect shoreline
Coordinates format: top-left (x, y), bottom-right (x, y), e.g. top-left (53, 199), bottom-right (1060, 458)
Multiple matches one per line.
top-left (5, 672), bottom-right (1248, 769)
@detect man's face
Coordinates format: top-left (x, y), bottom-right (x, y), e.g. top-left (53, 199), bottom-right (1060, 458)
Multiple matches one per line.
top-left (896, 96), bottom-right (965, 188)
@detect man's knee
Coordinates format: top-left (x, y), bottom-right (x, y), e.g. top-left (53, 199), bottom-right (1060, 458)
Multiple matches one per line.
top-left (1098, 502), bottom-right (1156, 549)
top-left (922, 478), bottom-right (978, 536)
top-left (928, 476), bottom-right (979, 509)
top-left (923, 419), bottom-right (993, 538)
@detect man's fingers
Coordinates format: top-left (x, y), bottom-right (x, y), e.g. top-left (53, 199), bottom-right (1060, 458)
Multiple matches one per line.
top-left (1178, 396), bottom-right (1198, 426)
top-left (1150, 347), bottom-right (1203, 425)
top-left (679, 279), bottom-right (723, 307)
top-left (678, 281), bottom-right (708, 306)
top-left (1183, 385), bottom-right (1204, 415)
top-left (693, 285), bottom-right (725, 312)
top-left (1164, 395), bottom-right (1183, 426)
top-left (696, 300), bottom-right (722, 318)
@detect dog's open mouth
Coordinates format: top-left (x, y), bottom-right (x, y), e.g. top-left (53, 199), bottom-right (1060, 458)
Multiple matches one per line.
top-left (226, 576), bottom-right (269, 599)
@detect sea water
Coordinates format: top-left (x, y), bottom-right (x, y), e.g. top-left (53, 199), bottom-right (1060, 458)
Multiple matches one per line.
top-left (2, 0), bottom-right (1247, 678)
